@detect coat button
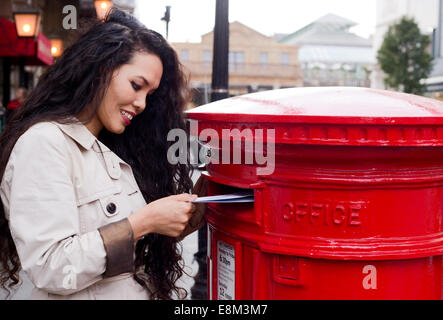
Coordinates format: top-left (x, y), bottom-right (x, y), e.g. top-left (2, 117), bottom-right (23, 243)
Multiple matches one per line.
top-left (106, 202), bottom-right (117, 214)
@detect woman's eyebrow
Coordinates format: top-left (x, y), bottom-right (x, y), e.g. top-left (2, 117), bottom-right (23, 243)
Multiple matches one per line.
top-left (136, 76), bottom-right (149, 86)
top-left (137, 75), bottom-right (157, 94)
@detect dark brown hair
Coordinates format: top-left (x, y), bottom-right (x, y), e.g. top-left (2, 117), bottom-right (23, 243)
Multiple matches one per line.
top-left (0, 8), bottom-right (193, 299)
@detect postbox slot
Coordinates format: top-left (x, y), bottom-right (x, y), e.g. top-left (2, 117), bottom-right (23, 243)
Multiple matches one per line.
top-left (207, 181), bottom-right (254, 202)
top-left (207, 180), bottom-right (256, 219)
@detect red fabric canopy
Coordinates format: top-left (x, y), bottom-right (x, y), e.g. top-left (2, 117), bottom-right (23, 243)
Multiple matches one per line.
top-left (0, 17), bottom-right (53, 66)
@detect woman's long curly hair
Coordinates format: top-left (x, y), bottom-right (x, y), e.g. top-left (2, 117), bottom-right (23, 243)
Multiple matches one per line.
top-left (0, 8), bottom-right (193, 299)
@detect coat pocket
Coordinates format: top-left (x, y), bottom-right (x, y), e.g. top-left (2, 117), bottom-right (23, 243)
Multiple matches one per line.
top-left (98, 193), bottom-right (121, 218)
top-left (76, 184), bottom-right (123, 233)
top-left (76, 184), bottom-right (121, 207)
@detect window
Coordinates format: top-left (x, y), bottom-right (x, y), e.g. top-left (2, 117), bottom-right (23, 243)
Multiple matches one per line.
top-left (281, 53), bottom-right (290, 65)
top-left (203, 50), bottom-right (212, 66)
top-left (180, 50), bottom-right (189, 62)
top-left (229, 51), bottom-right (245, 67)
top-left (259, 52), bottom-right (268, 66)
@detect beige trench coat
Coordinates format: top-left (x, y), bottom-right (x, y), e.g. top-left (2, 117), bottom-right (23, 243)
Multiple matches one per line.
top-left (0, 120), bottom-right (151, 299)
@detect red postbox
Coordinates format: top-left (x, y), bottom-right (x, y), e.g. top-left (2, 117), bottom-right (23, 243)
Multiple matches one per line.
top-left (186, 87), bottom-right (443, 300)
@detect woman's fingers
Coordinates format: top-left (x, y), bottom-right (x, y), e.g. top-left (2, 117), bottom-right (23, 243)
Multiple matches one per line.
top-left (145, 193), bottom-right (202, 237)
top-left (173, 193), bottom-right (198, 202)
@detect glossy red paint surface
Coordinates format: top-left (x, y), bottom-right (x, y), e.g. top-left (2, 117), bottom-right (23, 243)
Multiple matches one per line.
top-left (186, 87), bottom-right (443, 299)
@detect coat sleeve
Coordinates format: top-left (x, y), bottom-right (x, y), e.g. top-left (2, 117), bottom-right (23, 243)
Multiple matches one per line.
top-left (0, 124), bottom-right (134, 295)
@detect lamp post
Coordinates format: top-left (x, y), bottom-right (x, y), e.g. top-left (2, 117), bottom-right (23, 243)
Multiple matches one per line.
top-left (190, 0), bottom-right (229, 300)
top-left (94, 0), bottom-right (113, 20)
top-left (210, 0), bottom-right (229, 102)
top-left (161, 5), bottom-right (171, 40)
top-left (12, 9), bottom-right (41, 89)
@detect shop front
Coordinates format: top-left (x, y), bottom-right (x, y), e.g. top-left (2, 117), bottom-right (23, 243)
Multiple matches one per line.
top-left (0, 16), bottom-right (53, 131)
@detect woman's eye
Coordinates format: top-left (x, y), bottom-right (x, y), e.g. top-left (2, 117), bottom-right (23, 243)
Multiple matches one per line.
top-left (131, 81), bottom-right (142, 91)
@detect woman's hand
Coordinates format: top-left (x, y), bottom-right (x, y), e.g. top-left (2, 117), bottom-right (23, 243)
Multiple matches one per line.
top-left (128, 193), bottom-right (197, 241)
top-left (178, 176), bottom-right (208, 240)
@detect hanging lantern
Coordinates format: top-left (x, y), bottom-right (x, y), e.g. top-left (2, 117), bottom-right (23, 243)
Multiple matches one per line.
top-left (49, 37), bottom-right (63, 58)
top-left (13, 9), bottom-right (40, 38)
top-left (94, 0), bottom-right (113, 20)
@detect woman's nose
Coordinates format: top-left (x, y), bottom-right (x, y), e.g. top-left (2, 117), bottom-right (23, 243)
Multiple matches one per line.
top-left (133, 96), bottom-right (146, 113)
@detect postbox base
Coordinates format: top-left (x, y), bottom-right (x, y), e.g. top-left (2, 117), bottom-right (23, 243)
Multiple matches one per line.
top-left (208, 225), bottom-right (443, 300)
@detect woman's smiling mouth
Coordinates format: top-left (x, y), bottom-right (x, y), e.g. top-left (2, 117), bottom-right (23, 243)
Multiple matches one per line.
top-left (120, 110), bottom-right (134, 125)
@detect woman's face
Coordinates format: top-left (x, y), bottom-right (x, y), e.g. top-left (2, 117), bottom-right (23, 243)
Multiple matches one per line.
top-left (85, 51), bottom-right (163, 136)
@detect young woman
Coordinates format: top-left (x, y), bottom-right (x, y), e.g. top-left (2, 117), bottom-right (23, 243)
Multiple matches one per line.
top-left (0, 8), bottom-right (205, 300)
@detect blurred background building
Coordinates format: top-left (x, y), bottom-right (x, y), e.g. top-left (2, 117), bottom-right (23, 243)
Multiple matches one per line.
top-left (372, 0), bottom-right (443, 100)
top-left (171, 21), bottom-right (303, 106)
top-left (1, 0), bottom-right (53, 114)
top-left (424, 0), bottom-right (443, 99)
top-left (276, 13), bottom-right (374, 88)
top-left (0, 0), bottom-right (135, 131)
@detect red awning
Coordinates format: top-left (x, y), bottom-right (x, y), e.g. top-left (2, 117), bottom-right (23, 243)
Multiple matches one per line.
top-left (0, 17), bottom-right (53, 66)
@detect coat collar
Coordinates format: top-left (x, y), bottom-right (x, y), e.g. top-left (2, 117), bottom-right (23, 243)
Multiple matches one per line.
top-left (52, 119), bottom-right (96, 151)
top-left (52, 119), bottom-right (132, 181)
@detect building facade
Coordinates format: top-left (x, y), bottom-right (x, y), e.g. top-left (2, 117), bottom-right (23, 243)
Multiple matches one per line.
top-left (171, 21), bottom-right (303, 105)
top-left (1, 0), bottom-right (54, 112)
top-left (423, 0), bottom-right (443, 99)
top-left (278, 13), bottom-right (374, 88)
top-left (0, 0), bottom-right (135, 130)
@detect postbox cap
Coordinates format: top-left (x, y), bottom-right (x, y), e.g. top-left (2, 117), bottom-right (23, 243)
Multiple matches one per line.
top-left (186, 87), bottom-right (443, 146)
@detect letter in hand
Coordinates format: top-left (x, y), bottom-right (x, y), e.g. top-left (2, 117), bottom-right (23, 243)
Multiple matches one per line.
top-left (128, 193), bottom-right (198, 241)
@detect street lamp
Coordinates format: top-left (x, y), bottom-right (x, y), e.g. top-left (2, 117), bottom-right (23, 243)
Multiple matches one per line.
top-left (13, 9), bottom-right (40, 38)
top-left (161, 5), bottom-right (171, 40)
top-left (12, 8), bottom-right (41, 92)
top-left (94, 0), bottom-right (113, 20)
top-left (49, 36), bottom-right (63, 58)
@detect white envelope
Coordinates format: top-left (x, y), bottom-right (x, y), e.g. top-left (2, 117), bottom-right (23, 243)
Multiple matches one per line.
top-left (192, 191), bottom-right (254, 203)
